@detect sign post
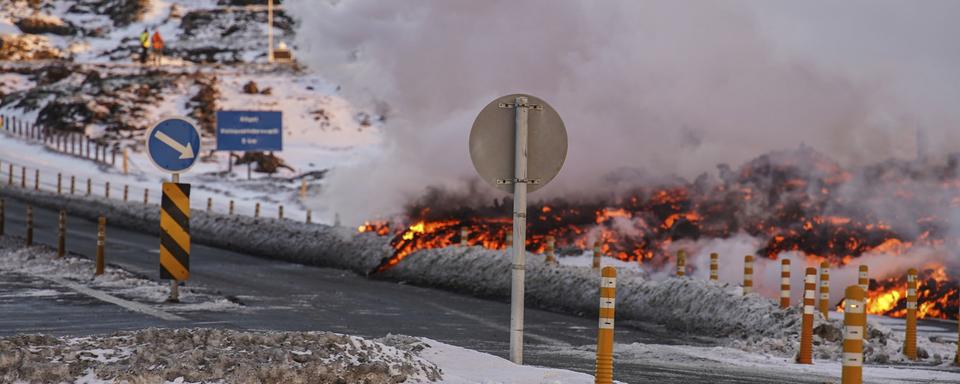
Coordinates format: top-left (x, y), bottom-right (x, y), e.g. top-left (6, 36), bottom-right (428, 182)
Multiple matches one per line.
top-left (146, 116), bottom-right (201, 303)
top-left (469, 94), bottom-right (567, 365)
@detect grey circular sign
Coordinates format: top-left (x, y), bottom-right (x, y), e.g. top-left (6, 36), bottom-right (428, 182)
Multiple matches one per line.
top-left (469, 94), bottom-right (567, 194)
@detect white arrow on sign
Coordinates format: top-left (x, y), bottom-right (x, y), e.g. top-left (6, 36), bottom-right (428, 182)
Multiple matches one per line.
top-left (154, 131), bottom-right (195, 160)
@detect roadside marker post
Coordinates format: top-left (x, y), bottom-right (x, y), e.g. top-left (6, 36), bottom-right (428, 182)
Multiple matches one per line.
top-left (33, 169), bottom-right (38, 191)
top-left (146, 117), bottom-right (200, 304)
top-left (105, 182), bottom-right (110, 199)
top-left (858, 265), bottom-right (869, 337)
top-left (229, 200), bottom-right (235, 215)
top-left (57, 209), bottom-right (66, 258)
top-left (0, 198), bottom-right (4, 236)
top-left (300, 179), bottom-right (307, 199)
top-left (86, 178), bottom-right (91, 196)
top-left (460, 227), bottom-right (469, 247)
top-left (798, 267), bottom-right (816, 364)
top-left (70, 176), bottom-right (75, 195)
top-left (743, 255), bottom-right (754, 295)
top-left (95, 216), bottom-right (105, 276)
top-left (709, 252), bottom-right (718, 281)
top-left (780, 259), bottom-right (791, 308)
top-left (123, 185), bottom-right (129, 202)
top-left (595, 266), bottom-right (617, 384)
top-left (593, 241), bottom-right (602, 270)
top-left (544, 235), bottom-right (557, 265)
top-left (122, 149), bottom-right (129, 175)
top-left (819, 261), bottom-right (831, 319)
top-left (278, 205), bottom-right (284, 220)
top-left (57, 173), bottom-right (62, 194)
top-left (676, 249), bottom-right (686, 277)
top-left (469, 94), bottom-right (567, 365)
top-left (207, 197), bottom-right (212, 212)
top-left (505, 233), bottom-right (513, 248)
top-left (143, 189), bottom-right (149, 205)
top-left (255, 202), bottom-right (261, 218)
top-left (904, 268), bottom-right (918, 360)
top-left (842, 285), bottom-right (866, 384)
top-left (7, 164), bottom-right (12, 186)
top-left (20, 166), bottom-right (25, 188)
top-left (306, 209), bottom-right (312, 224)
top-left (25, 205), bottom-right (33, 246)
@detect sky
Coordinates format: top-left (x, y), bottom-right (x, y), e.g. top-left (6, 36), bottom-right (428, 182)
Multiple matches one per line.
top-left (286, 0), bottom-right (960, 221)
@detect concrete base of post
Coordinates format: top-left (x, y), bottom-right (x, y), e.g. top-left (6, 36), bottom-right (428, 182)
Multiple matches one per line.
top-left (166, 280), bottom-right (180, 303)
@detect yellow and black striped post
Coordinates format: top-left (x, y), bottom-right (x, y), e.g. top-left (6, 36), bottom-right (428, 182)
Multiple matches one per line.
top-left (95, 216), bottom-right (105, 275)
top-left (595, 266), bottom-right (617, 384)
top-left (25, 206), bottom-right (33, 246)
top-left (842, 285), bottom-right (866, 384)
top-left (709, 252), bottom-right (718, 281)
top-left (57, 209), bottom-right (66, 258)
top-left (544, 235), bottom-right (557, 265)
top-left (676, 249), bottom-right (686, 277)
top-left (743, 255), bottom-right (754, 295)
top-left (819, 261), bottom-right (830, 319)
top-left (780, 259), bottom-right (791, 308)
top-left (160, 182), bottom-right (191, 288)
top-left (904, 268), bottom-right (918, 360)
top-left (858, 265), bottom-right (869, 337)
top-left (798, 267), bottom-right (816, 364)
top-left (592, 240), bottom-right (602, 270)
top-left (70, 175), bottom-right (75, 195)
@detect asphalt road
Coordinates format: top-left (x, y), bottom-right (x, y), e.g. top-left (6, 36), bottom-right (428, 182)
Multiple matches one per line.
top-left (0, 197), bottom-right (924, 383)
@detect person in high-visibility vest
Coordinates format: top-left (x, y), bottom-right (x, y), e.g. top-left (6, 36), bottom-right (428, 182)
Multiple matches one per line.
top-left (139, 29), bottom-right (150, 64)
top-left (151, 31), bottom-right (165, 65)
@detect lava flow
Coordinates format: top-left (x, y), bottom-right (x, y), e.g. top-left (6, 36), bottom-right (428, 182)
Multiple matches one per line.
top-left (360, 146), bottom-right (960, 319)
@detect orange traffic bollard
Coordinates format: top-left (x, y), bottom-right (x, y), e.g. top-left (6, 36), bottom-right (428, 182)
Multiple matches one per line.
top-left (819, 261), bottom-right (830, 319)
top-left (544, 235), bottom-right (557, 265)
top-left (798, 267), bottom-right (816, 364)
top-left (95, 216), bottom-right (105, 276)
top-left (595, 266), bottom-right (617, 384)
top-left (675, 249), bottom-right (686, 277)
top-left (904, 268), bottom-right (918, 360)
top-left (842, 285), bottom-right (866, 384)
top-left (858, 265), bottom-right (869, 337)
top-left (743, 255), bottom-right (754, 295)
top-left (592, 241), bottom-right (602, 270)
top-left (709, 252), bottom-right (718, 281)
top-left (780, 259), bottom-right (791, 308)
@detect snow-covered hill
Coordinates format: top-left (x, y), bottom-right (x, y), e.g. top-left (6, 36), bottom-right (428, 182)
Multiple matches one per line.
top-left (0, 0), bottom-right (386, 223)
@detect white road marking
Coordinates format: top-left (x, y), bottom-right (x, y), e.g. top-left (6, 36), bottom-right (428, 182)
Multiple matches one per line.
top-left (424, 302), bottom-right (570, 346)
top-left (40, 275), bottom-right (186, 322)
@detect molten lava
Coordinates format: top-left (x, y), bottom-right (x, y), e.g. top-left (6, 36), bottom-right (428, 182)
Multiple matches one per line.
top-left (360, 147), bottom-right (960, 319)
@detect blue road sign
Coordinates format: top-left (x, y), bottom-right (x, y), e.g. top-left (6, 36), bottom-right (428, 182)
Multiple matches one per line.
top-left (146, 117), bottom-right (201, 174)
top-left (216, 110), bottom-right (282, 151)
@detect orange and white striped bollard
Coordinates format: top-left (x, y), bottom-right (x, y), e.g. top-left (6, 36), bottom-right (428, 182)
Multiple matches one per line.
top-left (544, 235), bottom-right (557, 265)
top-left (798, 267), bottom-right (816, 364)
top-left (842, 285), bottom-right (866, 384)
top-left (595, 266), bottom-right (616, 384)
top-left (904, 268), bottom-right (918, 360)
top-left (592, 241), bottom-right (602, 270)
top-left (743, 255), bottom-right (754, 295)
top-left (675, 249), bottom-right (686, 277)
top-left (780, 259), bottom-right (791, 308)
top-left (819, 261), bottom-right (830, 319)
top-left (709, 252), bottom-right (718, 281)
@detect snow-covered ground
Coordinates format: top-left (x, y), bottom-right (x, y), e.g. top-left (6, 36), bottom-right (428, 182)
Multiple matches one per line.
top-left (0, 235), bottom-right (241, 312)
top-left (0, 328), bottom-right (597, 384)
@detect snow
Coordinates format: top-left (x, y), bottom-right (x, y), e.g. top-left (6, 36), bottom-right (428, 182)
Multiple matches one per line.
top-left (420, 339), bottom-right (596, 384)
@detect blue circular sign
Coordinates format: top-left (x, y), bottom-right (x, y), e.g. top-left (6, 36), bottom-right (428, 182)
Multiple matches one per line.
top-left (146, 117), bottom-right (202, 173)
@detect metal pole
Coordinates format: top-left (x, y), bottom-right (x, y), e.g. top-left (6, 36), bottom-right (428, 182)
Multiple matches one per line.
top-left (268, 0), bottom-right (274, 63)
top-left (509, 96), bottom-right (529, 364)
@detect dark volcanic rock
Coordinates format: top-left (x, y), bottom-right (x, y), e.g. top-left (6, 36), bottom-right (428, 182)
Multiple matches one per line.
top-left (15, 16), bottom-right (77, 36)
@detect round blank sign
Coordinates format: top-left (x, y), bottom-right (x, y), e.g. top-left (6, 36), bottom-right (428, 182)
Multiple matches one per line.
top-left (469, 94), bottom-right (567, 194)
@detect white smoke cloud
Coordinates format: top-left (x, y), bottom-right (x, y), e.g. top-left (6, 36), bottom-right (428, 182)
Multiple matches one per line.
top-left (287, 0), bottom-right (960, 223)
